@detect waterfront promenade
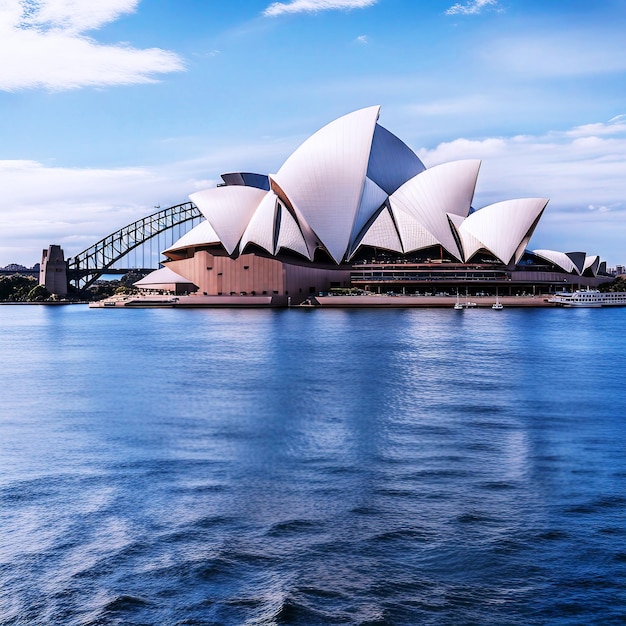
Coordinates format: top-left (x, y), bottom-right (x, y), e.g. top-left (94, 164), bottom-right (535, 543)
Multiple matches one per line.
top-left (88, 293), bottom-right (553, 308)
top-left (311, 294), bottom-right (551, 308)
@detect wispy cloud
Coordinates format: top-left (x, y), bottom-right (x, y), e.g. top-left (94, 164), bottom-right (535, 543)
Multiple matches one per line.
top-left (405, 95), bottom-right (490, 117)
top-left (0, 136), bottom-right (295, 265)
top-left (445, 0), bottom-right (501, 16)
top-left (356, 35), bottom-right (368, 44)
top-left (0, 159), bottom-right (199, 264)
top-left (482, 32), bottom-right (626, 77)
top-left (264, 0), bottom-right (378, 18)
top-left (0, 0), bottom-right (184, 91)
top-left (417, 119), bottom-right (626, 260)
top-left (2, 116), bottom-right (625, 266)
top-left (563, 116), bottom-right (626, 138)
top-left (588, 204), bottom-right (614, 213)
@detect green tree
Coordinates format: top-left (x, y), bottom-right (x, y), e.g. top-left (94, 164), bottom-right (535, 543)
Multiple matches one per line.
top-left (26, 284), bottom-right (51, 302)
top-left (599, 277), bottom-right (626, 292)
top-left (86, 280), bottom-right (122, 300)
top-left (0, 274), bottom-right (38, 301)
top-left (121, 270), bottom-right (149, 287)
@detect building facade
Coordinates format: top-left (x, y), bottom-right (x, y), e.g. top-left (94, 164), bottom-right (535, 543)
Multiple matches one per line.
top-left (142, 106), bottom-right (610, 302)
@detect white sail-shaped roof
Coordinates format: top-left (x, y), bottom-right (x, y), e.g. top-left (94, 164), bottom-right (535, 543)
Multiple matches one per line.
top-left (461, 198), bottom-right (548, 265)
top-left (391, 205), bottom-right (439, 253)
top-left (532, 250), bottom-right (578, 273)
top-left (239, 191), bottom-right (278, 255)
top-left (367, 123), bottom-right (426, 195)
top-left (349, 177), bottom-right (389, 254)
top-left (164, 220), bottom-right (220, 254)
top-left (272, 105), bottom-right (380, 263)
top-left (164, 108), bottom-right (561, 274)
top-left (351, 206), bottom-right (403, 258)
top-left (276, 205), bottom-right (311, 259)
top-left (583, 255), bottom-right (600, 276)
top-left (134, 267), bottom-right (194, 287)
top-left (566, 252), bottom-right (586, 275)
top-left (389, 160), bottom-right (481, 261)
top-left (189, 186), bottom-right (267, 255)
top-left (448, 213), bottom-right (483, 262)
top-left (268, 177), bottom-right (320, 260)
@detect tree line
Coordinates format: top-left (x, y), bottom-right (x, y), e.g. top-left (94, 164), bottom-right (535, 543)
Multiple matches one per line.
top-left (0, 271), bottom-right (148, 302)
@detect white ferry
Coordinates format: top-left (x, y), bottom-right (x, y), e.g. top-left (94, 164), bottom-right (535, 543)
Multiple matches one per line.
top-left (548, 289), bottom-right (626, 308)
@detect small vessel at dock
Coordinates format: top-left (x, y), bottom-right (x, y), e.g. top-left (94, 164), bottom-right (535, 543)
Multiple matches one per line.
top-left (547, 289), bottom-right (626, 307)
top-left (454, 290), bottom-right (477, 309)
top-left (492, 290), bottom-right (503, 310)
top-left (453, 292), bottom-right (463, 310)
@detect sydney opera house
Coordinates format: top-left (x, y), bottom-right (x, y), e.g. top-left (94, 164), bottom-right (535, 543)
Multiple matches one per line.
top-left (145, 106), bottom-right (608, 304)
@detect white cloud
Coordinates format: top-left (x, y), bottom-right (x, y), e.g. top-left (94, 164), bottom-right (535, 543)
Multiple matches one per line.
top-left (0, 135), bottom-right (295, 266)
top-left (356, 35), bottom-right (368, 44)
top-left (405, 95), bottom-right (490, 117)
top-left (417, 119), bottom-right (626, 263)
top-left (2, 117), bottom-right (625, 267)
top-left (563, 117), bottom-right (626, 138)
top-left (445, 0), bottom-right (500, 16)
top-left (482, 32), bottom-right (626, 77)
top-left (263, 0), bottom-right (378, 17)
top-left (0, 0), bottom-right (184, 91)
top-left (0, 160), bottom-right (194, 265)
top-left (18, 0), bottom-right (139, 33)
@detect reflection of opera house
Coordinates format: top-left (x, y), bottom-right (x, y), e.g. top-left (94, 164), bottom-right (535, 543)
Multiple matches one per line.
top-left (144, 106), bottom-right (609, 304)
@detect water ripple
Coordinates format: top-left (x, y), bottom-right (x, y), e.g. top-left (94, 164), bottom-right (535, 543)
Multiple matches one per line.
top-left (1, 306), bottom-right (625, 625)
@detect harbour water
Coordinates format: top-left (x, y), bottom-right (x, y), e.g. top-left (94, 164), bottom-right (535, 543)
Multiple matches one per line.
top-left (1, 305), bottom-right (625, 625)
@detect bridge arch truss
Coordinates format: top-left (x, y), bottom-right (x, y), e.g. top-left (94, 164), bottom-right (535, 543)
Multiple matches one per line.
top-left (67, 202), bottom-right (203, 290)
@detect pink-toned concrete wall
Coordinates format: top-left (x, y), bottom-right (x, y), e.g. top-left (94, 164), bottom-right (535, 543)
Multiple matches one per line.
top-left (165, 251), bottom-right (350, 303)
top-left (283, 263), bottom-right (351, 300)
top-left (166, 251), bottom-right (283, 296)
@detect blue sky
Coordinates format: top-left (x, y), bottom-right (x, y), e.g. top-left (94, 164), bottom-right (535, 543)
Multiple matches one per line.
top-left (1, 0), bottom-right (625, 267)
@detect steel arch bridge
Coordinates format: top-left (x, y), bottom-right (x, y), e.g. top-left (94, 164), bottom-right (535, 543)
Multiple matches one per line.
top-left (67, 202), bottom-right (203, 290)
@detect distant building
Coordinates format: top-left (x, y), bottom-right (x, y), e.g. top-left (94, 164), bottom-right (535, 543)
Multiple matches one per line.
top-left (39, 245), bottom-right (67, 296)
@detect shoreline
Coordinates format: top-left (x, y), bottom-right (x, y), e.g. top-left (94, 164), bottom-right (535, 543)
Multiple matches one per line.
top-left (310, 294), bottom-right (550, 308)
top-left (86, 293), bottom-right (554, 309)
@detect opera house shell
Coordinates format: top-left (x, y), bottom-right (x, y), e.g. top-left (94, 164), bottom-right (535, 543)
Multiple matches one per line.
top-left (157, 106), bottom-right (608, 303)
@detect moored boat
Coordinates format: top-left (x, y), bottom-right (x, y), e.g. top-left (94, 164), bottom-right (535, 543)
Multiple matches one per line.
top-left (492, 289), bottom-right (504, 310)
top-left (453, 292), bottom-right (463, 310)
top-left (454, 290), bottom-right (477, 309)
top-left (547, 289), bottom-right (626, 307)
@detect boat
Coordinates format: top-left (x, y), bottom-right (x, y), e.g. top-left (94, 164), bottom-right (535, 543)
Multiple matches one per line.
top-left (547, 289), bottom-right (626, 307)
top-left (454, 290), bottom-right (477, 309)
top-left (492, 290), bottom-right (503, 310)
top-left (454, 292), bottom-right (464, 310)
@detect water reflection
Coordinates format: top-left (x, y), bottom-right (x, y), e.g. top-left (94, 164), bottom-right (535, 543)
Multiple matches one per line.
top-left (1, 305), bottom-right (625, 625)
